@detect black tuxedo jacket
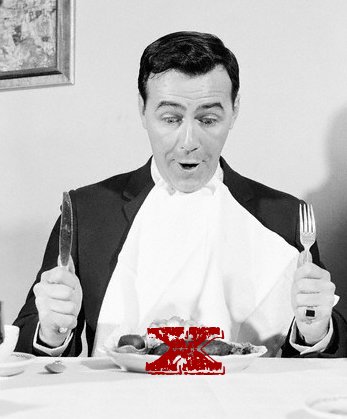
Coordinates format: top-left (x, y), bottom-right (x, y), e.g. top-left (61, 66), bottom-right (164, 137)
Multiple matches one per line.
top-left (14, 157), bottom-right (347, 357)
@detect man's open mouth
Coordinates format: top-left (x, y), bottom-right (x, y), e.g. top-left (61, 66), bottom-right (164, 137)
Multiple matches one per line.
top-left (179, 162), bottom-right (200, 170)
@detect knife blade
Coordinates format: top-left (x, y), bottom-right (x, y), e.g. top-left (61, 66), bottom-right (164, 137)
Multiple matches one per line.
top-left (58, 192), bottom-right (73, 335)
top-left (59, 192), bottom-right (73, 269)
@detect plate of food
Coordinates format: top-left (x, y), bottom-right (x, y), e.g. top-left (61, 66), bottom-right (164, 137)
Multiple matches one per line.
top-left (102, 317), bottom-right (267, 374)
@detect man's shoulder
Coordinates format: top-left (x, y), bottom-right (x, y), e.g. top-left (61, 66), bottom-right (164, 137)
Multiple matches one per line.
top-left (74, 170), bottom-right (133, 197)
top-left (70, 159), bottom-right (152, 203)
top-left (221, 158), bottom-right (300, 207)
top-left (242, 174), bottom-right (300, 206)
top-left (222, 159), bottom-right (301, 248)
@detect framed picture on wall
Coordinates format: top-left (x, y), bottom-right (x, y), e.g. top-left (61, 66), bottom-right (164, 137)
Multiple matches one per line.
top-left (0, 0), bottom-right (74, 91)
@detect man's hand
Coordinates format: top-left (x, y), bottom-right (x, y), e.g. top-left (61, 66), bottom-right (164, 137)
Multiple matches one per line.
top-left (291, 261), bottom-right (335, 345)
top-left (33, 260), bottom-right (82, 348)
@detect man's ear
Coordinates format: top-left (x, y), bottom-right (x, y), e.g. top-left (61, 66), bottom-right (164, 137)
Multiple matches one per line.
top-left (138, 94), bottom-right (147, 129)
top-left (229, 93), bottom-right (240, 130)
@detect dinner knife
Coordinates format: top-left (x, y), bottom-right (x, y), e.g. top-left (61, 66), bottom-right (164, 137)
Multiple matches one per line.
top-left (59, 191), bottom-right (73, 269)
top-left (58, 192), bottom-right (73, 334)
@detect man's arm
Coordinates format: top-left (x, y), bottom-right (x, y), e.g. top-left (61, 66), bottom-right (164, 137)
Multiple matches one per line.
top-left (282, 237), bottom-right (347, 357)
top-left (282, 308), bottom-right (347, 357)
top-left (13, 201), bottom-right (85, 357)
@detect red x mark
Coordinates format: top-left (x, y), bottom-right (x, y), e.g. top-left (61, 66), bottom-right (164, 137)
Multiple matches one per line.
top-left (146, 326), bottom-right (225, 375)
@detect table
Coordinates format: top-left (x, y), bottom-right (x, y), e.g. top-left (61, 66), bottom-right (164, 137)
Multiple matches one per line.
top-left (1, 357), bottom-right (347, 418)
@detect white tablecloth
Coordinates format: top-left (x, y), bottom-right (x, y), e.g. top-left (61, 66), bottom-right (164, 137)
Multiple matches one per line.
top-left (1, 357), bottom-right (347, 418)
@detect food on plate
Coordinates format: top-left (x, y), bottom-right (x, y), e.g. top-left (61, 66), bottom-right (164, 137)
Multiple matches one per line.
top-left (148, 343), bottom-right (169, 355)
top-left (146, 316), bottom-right (198, 349)
top-left (202, 341), bottom-right (255, 355)
top-left (118, 334), bottom-right (146, 350)
top-left (111, 317), bottom-right (260, 357)
top-left (202, 340), bottom-right (232, 356)
top-left (144, 340), bottom-right (256, 356)
top-left (228, 342), bottom-right (255, 355)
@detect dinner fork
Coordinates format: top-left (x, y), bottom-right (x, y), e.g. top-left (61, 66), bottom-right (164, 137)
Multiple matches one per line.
top-left (299, 202), bottom-right (316, 265)
top-left (299, 203), bottom-right (317, 320)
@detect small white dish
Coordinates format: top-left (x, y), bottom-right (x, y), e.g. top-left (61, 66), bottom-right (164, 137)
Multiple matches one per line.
top-left (105, 350), bottom-right (160, 373)
top-left (305, 395), bottom-right (347, 418)
top-left (105, 345), bottom-right (267, 374)
top-left (0, 325), bottom-right (19, 362)
top-left (0, 352), bottom-right (35, 377)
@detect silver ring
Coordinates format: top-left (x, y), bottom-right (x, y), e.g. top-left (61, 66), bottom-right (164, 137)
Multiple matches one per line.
top-left (305, 308), bottom-right (316, 318)
top-left (58, 327), bottom-right (68, 334)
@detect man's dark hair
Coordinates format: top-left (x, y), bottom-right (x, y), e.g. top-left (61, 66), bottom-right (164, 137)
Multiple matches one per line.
top-left (138, 31), bottom-right (240, 108)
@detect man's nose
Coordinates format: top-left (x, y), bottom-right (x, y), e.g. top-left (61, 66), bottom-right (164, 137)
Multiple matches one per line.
top-left (178, 121), bottom-right (200, 152)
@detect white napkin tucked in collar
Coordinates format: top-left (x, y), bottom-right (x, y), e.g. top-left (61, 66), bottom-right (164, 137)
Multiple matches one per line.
top-left (93, 159), bottom-right (299, 357)
top-left (150, 157), bottom-right (223, 195)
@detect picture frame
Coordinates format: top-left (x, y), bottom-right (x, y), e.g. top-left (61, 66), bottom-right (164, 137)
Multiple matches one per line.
top-left (0, 0), bottom-right (75, 91)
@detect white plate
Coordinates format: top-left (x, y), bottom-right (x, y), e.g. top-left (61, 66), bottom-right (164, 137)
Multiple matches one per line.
top-left (105, 345), bottom-right (267, 374)
top-left (305, 396), bottom-right (347, 418)
top-left (0, 352), bottom-right (35, 377)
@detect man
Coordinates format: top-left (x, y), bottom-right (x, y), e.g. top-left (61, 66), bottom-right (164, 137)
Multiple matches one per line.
top-left (14, 31), bottom-right (346, 358)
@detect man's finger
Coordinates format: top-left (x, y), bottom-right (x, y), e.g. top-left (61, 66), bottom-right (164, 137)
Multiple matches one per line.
top-left (293, 278), bottom-right (335, 295)
top-left (294, 293), bottom-right (335, 308)
top-left (38, 283), bottom-right (75, 301)
top-left (295, 263), bottom-right (331, 281)
top-left (41, 267), bottom-right (77, 288)
top-left (36, 296), bottom-right (79, 317)
top-left (49, 299), bottom-right (79, 316)
top-left (34, 282), bottom-right (73, 300)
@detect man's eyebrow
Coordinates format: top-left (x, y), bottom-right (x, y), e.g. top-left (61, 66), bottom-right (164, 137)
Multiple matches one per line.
top-left (155, 101), bottom-right (224, 111)
top-left (196, 102), bottom-right (224, 111)
top-left (156, 101), bottom-right (186, 111)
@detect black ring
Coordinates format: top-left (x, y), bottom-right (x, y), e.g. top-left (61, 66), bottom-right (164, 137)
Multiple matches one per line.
top-left (305, 309), bottom-right (316, 318)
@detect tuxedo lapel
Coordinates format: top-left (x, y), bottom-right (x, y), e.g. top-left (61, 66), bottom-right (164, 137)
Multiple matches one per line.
top-left (110, 158), bottom-right (155, 274)
top-left (220, 156), bottom-right (254, 207)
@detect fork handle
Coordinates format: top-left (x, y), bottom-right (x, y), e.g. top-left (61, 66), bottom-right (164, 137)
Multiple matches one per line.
top-left (302, 249), bottom-right (313, 265)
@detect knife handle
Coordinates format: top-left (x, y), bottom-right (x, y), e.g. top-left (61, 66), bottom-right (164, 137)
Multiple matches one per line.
top-left (57, 256), bottom-right (75, 334)
top-left (57, 255), bottom-right (75, 273)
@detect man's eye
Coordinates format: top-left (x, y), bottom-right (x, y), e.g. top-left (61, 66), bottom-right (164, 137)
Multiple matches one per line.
top-left (199, 118), bottom-right (217, 127)
top-left (163, 116), bottom-right (181, 125)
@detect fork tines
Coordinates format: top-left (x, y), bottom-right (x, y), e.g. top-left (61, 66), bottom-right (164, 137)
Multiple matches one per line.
top-left (300, 203), bottom-right (316, 234)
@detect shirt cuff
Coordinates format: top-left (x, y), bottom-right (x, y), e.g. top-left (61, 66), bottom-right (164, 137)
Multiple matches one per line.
top-left (289, 318), bottom-right (334, 355)
top-left (33, 322), bottom-right (73, 357)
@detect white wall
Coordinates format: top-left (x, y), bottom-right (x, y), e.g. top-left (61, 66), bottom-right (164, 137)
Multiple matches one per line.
top-left (1, 0), bottom-right (347, 327)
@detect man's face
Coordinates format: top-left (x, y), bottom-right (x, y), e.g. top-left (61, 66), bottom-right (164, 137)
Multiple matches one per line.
top-left (139, 66), bottom-right (239, 193)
